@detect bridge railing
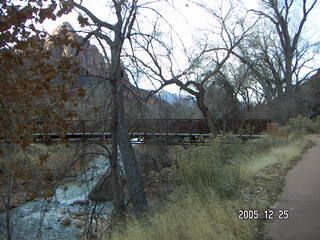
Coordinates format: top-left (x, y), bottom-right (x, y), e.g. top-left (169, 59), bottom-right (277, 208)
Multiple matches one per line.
top-left (26, 118), bottom-right (271, 136)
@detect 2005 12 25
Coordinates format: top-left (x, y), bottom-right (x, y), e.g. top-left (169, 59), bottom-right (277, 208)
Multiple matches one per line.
top-left (238, 209), bottom-right (289, 220)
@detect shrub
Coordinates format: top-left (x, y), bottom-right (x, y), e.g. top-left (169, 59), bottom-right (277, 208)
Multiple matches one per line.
top-left (285, 116), bottom-right (320, 134)
top-left (239, 137), bottom-right (309, 181)
top-left (107, 134), bottom-right (311, 240)
top-left (173, 136), bottom-right (242, 197)
top-left (110, 190), bottom-right (254, 240)
top-left (245, 133), bottom-right (289, 153)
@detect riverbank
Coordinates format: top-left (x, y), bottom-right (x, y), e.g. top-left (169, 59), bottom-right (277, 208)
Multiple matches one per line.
top-left (0, 153), bottom-right (111, 240)
top-left (0, 143), bottom-right (78, 212)
top-left (0, 133), bottom-right (312, 239)
top-left (107, 134), bottom-right (312, 240)
top-left (0, 142), bottom-right (112, 240)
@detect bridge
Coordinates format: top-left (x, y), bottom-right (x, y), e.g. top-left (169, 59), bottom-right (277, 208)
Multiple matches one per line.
top-left (29, 119), bottom-right (271, 145)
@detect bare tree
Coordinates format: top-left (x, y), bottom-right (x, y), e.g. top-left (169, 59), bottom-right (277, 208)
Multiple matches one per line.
top-left (229, 0), bottom-right (319, 122)
top-left (73, 0), bottom-right (148, 219)
top-left (236, 0), bottom-right (319, 102)
top-left (255, 0), bottom-right (318, 92)
top-left (129, 0), bottom-right (257, 133)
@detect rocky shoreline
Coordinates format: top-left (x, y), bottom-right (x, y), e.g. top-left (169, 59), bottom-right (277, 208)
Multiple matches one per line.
top-left (0, 156), bottom-right (112, 240)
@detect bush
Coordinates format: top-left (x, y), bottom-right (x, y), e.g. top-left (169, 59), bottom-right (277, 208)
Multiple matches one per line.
top-left (239, 136), bottom-right (310, 181)
top-left (284, 116), bottom-right (320, 134)
top-left (110, 190), bottom-right (254, 240)
top-left (172, 132), bottom-right (302, 198)
top-left (107, 134), bottom-right (311, 240)
top-left (245, 133), bottom-right (289, 153)
top-left (173, 136), bottom-right (242, 197)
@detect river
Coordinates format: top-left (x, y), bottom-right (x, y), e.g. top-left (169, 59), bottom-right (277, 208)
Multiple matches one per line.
top-left (0, 156), bottom-right (112, 240)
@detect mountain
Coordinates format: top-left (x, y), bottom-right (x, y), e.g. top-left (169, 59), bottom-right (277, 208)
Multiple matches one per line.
top-left (46, 22), bottom-right (107, 79)
top-left (46, 22), bottom-right (174, 119)
top-left (156, 90), bottom-right (195, 104)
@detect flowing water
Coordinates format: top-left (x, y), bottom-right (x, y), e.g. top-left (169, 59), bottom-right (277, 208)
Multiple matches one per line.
top-left (0, 156), bottom-right (112, 240)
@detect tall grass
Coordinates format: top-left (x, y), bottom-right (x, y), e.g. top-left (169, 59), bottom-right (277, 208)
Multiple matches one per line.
top-left (107, 134), bottom-right (310, 240)
top-left (239, 137), bottom-right (307, 180)
top-left (173, 136), bottom-right (242, 197)
top-left (111, 190), bottom-right (254, 240)
top-left (283, 115), bottom-right (320, 134)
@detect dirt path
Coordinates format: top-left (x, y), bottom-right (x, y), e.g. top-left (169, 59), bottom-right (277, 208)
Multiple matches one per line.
top-left (264, 137), bottom-right (320, 240)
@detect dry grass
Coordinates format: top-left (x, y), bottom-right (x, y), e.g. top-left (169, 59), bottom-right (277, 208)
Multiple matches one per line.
top-left (106, 134), bottom-right (311, 240)
top-left (111, 190), bottom-right (254, 240)
top-left (239, 136), bottom-right (309, 181)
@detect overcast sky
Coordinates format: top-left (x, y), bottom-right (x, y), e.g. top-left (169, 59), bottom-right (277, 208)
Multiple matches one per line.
top-left (42, 0), bottom-right (320, 93)
top-left (44, 0), bottom-right (259, 43)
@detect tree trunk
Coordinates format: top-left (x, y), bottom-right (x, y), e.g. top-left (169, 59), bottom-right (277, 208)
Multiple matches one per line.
top-left (109, 66), bottom-right (125, 221)
top-left (196, 95), bottom-right (217, 135)
top-left (5, 175), bottom-right (12, 240)
top-left (117, 89), bottom-right (148, 216)
top-left (284, 56), bottom-right (293, 94)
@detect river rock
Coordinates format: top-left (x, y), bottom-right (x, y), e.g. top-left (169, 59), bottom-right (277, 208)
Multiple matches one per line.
top-left (72, 208), bottom-right (88, 217)
top-left (71, 200), bottom-right (89, 206)
top-left (73, 219), bottom-right (84, 228)
top-left (58, 208), bottom-right (67, 214)
top-left (61, 217), bottom-right (72, 226)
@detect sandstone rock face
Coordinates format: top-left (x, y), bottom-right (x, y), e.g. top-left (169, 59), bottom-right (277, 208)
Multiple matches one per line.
top-left (46, 22), bottom-right (174, 118)
top-left (46, 22), bottom-right (108, 79)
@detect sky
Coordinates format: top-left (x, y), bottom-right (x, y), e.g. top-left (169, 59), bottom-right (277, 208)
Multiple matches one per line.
top-left (41, 0), bottom-right (320, 94)
top-left (44, 0), bottom-right (260, 50)
top-left (43, 0), bottom-right (259, 34)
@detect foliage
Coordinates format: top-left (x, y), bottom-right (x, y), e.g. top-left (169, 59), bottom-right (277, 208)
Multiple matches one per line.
top-left (173, 136), bottom-right (242, 198)
top-left (244, 133), bottom-right (289, 153)
top-left (110, 190), bottom-right (254, 240)
top-left (0, 0), bottom-right (85, 205)
top-left (0, 3), bottom-right (86, 238)
top-left (0, 0), bottom-right (83, 146)
top-left (239, 136), bottom-right (310, 181)
top-left (108, 135), bottom-right (310, 240)
top-left (0, 143), bottom-right (76, 205)
top-left (283, 116), bottom-right (320, 134)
